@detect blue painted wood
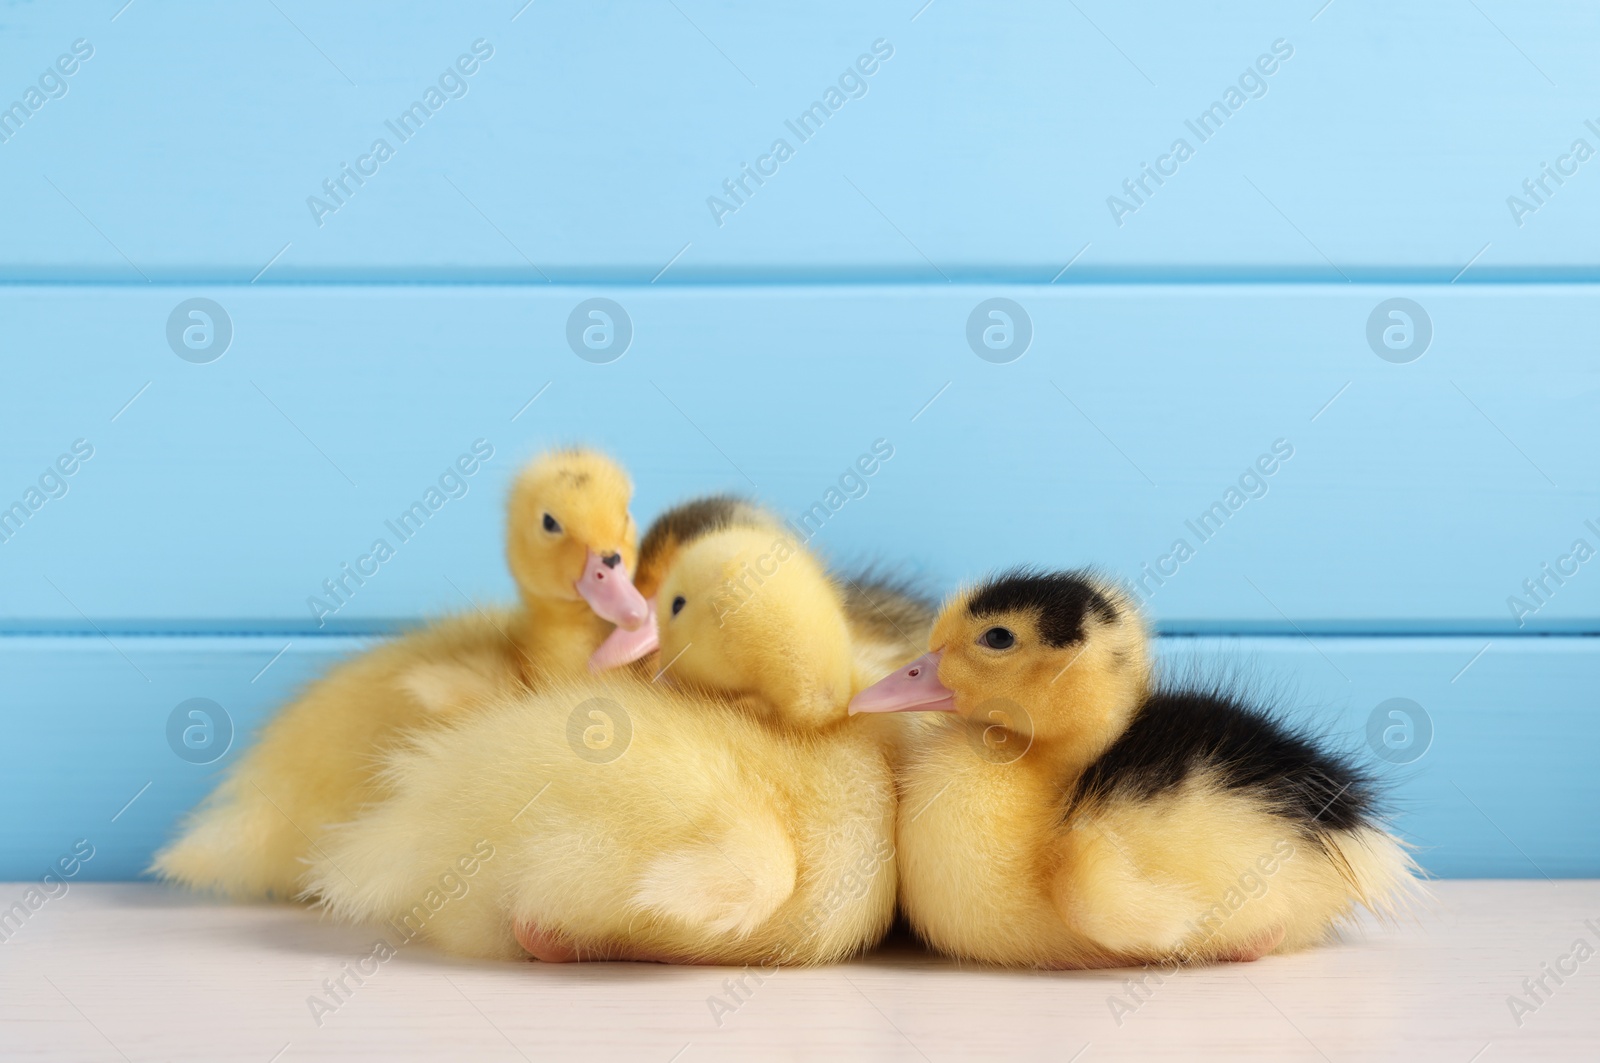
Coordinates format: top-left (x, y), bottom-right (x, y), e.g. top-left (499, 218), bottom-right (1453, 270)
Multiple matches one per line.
top-left (0, 635), bottom-right (1591, 880)
top-left (1, 1), bottom-right (1596, 889)
top-left (2, 285), bottom-right (1595, 633)
top-left (0, 2), bottom-right (1597, 280)
top-left (0, 637), bottom-right (365, 884)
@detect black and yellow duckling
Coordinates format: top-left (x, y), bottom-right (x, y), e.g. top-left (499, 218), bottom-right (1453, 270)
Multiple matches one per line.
top-left (851, 568), bottom-right (1421, 968)
top-left (152, 449), bottom-right (649, 899)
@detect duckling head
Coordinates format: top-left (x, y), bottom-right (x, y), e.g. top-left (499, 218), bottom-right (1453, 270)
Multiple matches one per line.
top-left (633, 495), bottom-right (774, 601)
top-left (653, 525), bottom-right (855, 731)
top-left (850, 569), bottom-right (1150, 762)
top-left (590, 494), bottom-right (777, 671)
top-left (505, 449), bottom-right (648, 632)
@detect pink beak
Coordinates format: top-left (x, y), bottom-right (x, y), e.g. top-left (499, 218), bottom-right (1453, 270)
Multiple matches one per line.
top-left (575, 549), bottom-right (650, 630)
top-left (848, 651), bottom-right (958, 715)
top-left (588, 599), bottom-right (660, 672)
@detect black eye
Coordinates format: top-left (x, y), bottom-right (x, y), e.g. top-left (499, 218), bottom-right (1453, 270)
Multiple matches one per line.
top-left (981, 627), bottom-right (1015, 649)
top-left (671, 595), bottom-right (686, 617)
top-left (542, 513), bottom-right (561, 534)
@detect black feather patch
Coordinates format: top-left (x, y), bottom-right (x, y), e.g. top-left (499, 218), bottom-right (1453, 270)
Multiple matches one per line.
top-left (966, 569), bottom-right (1117, 647)
top-left (639, 495), bottom-right (766, 569)
top-left (836, 565), bottom-right (938, 649)
top-left (1069, 684), bottom-right (1379, 835)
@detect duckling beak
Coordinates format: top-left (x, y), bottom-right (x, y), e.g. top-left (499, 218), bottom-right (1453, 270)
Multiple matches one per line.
top-left (576, 548), bottom-right (650, 630)
top-left (587, 600), bottom-right (660, 672)
top-left (848, 652), bottom-right (957, 715)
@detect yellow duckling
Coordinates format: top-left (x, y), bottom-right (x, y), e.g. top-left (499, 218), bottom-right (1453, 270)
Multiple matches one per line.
top-left (307, 525), bottom-right (897, 965)
top-left (152, 449), bottom-right (649, 900)
top-left (851, 568), bottom-right (1420, 968)
top-left (590, 493), bottom-right (935, 683)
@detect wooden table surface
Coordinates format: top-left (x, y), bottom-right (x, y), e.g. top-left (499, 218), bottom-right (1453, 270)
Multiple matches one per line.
top-left (1, 881), bottom-right (1595, 1061)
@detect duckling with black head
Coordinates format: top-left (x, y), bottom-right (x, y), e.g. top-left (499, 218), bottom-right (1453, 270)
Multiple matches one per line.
top-left (852, 568), bottom-right (1420, 968)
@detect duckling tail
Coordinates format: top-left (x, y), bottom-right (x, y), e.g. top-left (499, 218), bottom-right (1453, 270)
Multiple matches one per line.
top-left (630, 808), bottom-right (797, 937)
top-left (1324, 825), bottom-right (1430, 922)
top-left (149, 787), bottom-right (305, 900)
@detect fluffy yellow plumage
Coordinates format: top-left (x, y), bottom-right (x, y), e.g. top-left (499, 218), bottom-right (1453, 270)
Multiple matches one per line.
top-left (306, 526), bottom-right (899, 964)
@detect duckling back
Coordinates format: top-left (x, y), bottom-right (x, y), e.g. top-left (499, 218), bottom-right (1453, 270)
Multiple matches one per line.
top-left (309, 671), bottom-right (895, 964)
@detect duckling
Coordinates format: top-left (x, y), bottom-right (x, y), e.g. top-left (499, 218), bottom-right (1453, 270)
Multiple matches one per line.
top-left (590, 493), bottom-right (936, 682)
top-left (850, 568), bottom-right (1420, 968)
top-left (306, 525), bottom-right (897, 965)
top-left (152, 449), bottom-right (649, 900)
top-left (583, 493), bottom-right (765, 670)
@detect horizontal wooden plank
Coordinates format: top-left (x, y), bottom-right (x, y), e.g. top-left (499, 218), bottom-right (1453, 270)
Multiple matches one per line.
top-left (1, 284), bottom-right (1596, 632)
top-left (0, 634), bottom-right (1594, 881)
top-left (0, 2), bottom-right (1597, 278)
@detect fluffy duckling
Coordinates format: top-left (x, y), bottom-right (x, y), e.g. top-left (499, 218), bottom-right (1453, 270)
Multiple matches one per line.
top-left (581, 493), bottom-right (765, 670)
top-left (307, 526), bottom-right (897, 965)
top-left (851, 569), bottom-right (1420, 968)
top-left (591, 493), bottom-right (935, 683)
top-left (152, 449), bottom-right (649, 900)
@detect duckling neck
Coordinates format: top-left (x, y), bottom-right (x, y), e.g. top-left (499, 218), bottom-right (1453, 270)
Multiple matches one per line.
top-left (1026, 737), bottom-right (1110, 787)
top-left (511, 594), bottom-right (612, 681)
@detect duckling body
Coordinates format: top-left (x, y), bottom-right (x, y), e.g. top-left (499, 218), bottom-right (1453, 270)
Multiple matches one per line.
top-left (310, 676), bottom-right (895, 963)
top-left (855, 569), bottom-right (1420, 968)
top-left (309, 527), bottom-right (898, 964)
top-left (152, 450), bottom-right (647, 899)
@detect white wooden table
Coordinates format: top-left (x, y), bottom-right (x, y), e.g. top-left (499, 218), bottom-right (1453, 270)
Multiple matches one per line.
top-left (1, 882), bottom-right (1595, 1061)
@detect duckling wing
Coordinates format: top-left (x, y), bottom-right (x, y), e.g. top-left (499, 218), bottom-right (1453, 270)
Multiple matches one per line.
top-left (1056, 686), bottom-right (1422, 961)
top-left (630, 805), bottom-right (797, 936)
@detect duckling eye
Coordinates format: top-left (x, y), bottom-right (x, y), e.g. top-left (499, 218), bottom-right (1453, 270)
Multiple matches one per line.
top-left (981, 627), bottom-right (1016, 650)
top-left (671, 595), bottom-right (687, 617)
top-left (542, 513), bottom-right (561, 534)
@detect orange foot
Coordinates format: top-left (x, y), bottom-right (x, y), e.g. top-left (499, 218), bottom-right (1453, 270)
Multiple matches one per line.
top-left (1217, 925), bottom-right (1286, 963)
top-left (513, 921), bottom-right (715, 965)
top-left (514, 921), bottom-right (583, 962)
top-left (1038, 925), bottom-right (1288, 971)
top-left (1038, 952), bottom-right (1143, 970)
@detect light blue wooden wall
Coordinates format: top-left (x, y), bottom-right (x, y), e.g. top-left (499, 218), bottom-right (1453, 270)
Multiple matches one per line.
top-left (0, 1), bottom-right (1595, 880)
